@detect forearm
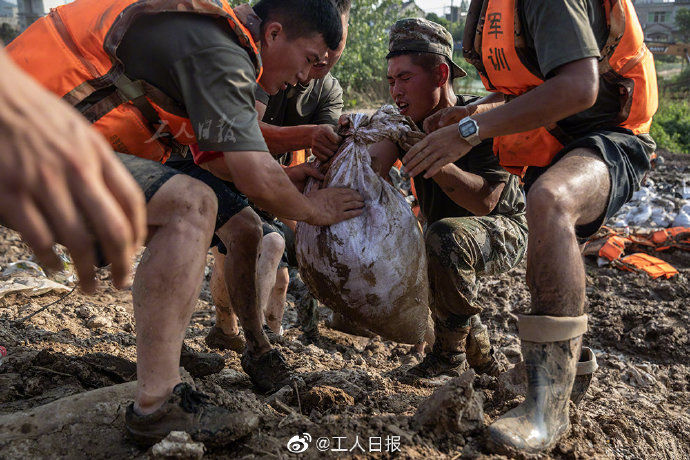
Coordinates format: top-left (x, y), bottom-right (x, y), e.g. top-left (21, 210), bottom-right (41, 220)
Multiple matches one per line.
top-left (474, 60), bottom-right (598, 140)
top-left (223, 151), bottom-right (317, 222)
top-left (432, 165), bottom-right (502, 216)
top-left (465, 92), bottom-right (505, 116)
top-left (260, 122), bottom-right (316, 155)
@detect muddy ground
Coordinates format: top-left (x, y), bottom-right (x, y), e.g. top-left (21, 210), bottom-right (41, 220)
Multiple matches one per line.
top-left (0, 154), bottom-right (688, 459)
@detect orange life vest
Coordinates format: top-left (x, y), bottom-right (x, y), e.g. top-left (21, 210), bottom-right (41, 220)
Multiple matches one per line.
top-left (616, 253), bottom-right (678, 279)
top-left (7, 0), bottom-right (263, 163)
top-left (463, 0), bottom-right (658, 175)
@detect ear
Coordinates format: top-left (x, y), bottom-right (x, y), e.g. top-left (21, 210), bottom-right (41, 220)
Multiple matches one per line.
top-left (262, 21), bottom-right (283, 46)
top-left (436, 62), bottom-right (450, 88)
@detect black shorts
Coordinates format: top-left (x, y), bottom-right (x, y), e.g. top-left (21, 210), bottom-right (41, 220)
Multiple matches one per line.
top-left (523, 128), bottom-right (655, 239)
top-left (117, 154), bottom-right (252, 254)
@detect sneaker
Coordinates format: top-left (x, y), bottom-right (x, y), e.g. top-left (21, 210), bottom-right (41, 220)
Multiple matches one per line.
top-left (204, 326), bottom-right (246, 353)
top-left (262, 324), bottom-right (284, 344)
top-left (240, 348), bottom-right (293, 394)
top-left (180, 344), bottom-right (225, 377)
top-left (125, 383), bottom-right (259, 447)
top-left (407, 350), bottom-right (469, 378)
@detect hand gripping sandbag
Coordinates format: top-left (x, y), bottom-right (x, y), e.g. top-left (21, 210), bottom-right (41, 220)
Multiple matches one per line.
top-left (296, 105), bottom-right (433, 345)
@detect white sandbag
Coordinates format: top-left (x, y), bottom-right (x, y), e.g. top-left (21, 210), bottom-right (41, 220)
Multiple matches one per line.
top-left (296, 105), bottom-right (433, 345)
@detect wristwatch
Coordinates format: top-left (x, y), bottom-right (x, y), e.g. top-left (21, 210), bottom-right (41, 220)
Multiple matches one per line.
top-left (457, 116), bottom-right (482, 146)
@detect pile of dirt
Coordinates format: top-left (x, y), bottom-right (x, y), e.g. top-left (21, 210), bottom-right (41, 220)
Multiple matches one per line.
top-left (0, 154), bottom-right (688, 458)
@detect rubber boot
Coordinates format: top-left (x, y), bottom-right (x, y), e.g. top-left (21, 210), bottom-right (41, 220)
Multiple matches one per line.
top-left (466, 314), bottom-right (504, 377)
top-left (570, 346), bottom-right (598, 406)
top-left (487, 314), bottom-right (587, 455)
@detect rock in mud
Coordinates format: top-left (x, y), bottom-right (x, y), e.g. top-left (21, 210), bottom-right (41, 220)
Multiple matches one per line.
top-left (412, 370), bottom-right (484, 435)
top-left (86, 316), bottom-right (111, 329)
top-left (148, 431), bottom-right (204, 459)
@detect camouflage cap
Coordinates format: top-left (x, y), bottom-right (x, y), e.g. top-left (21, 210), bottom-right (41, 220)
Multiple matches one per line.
top-left (387, 17), bottom-right (467, 79)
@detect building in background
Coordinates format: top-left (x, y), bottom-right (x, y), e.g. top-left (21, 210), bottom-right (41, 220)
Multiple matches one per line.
top-left (635, 0), bottom-right (690, 43)
top-left (0, 0), bottom-right (18, 27)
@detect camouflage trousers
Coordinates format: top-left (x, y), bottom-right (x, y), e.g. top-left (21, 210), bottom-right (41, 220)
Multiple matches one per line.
top-left (425, 215), bottom-right (528, 332)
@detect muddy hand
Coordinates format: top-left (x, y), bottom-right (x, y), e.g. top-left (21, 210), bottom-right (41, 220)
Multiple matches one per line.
top-left (423, 106), bottom-right (469, 133)
top-left (284, 163), bottom-right (325, 193)
top-left (311, 124), bottom-right (342, 162)
top-left (305, 187), bottom-right (364, 226)
top-left (403, 124), bottom-right (473, 179)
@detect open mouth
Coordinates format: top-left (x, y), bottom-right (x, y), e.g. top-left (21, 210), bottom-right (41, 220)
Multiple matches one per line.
top-left (396, 102), bottom-right (409, 114)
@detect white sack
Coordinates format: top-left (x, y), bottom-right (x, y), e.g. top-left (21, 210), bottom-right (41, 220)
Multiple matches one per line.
top-left (296, 106), bottom-right (433, 345)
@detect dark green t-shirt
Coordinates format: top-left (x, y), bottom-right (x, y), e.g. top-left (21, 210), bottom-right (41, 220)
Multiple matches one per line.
top-left (518, 0), bottom-right (623, 137)
top-left (412, 95), bottom-right (526, 225)
top-left (116, 12), bottom-right (268, 153)
top-left (256, 73), bottom-right (344, 127)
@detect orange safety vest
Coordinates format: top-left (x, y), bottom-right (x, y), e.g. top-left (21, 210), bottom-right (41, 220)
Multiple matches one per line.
top-left (7, 0), bottom-right (263, 163)
top-left (463, 0), bottom-right (658, 175)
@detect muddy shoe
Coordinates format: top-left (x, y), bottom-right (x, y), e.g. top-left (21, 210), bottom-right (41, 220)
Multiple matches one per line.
top-left (125, 383), bottom-right (259, 447)
top-left (407, 350), bottom-right (468, 378)
top-left (180, 344), bottom-right (225, 378)
top-left (241, 348), bottom-right (293, 394)
top-left (262, 324), bottom-right (284, 344)
top-left (466, 315), bottom-right (504, 377)
top-left (204, 326), bottom-right (245, 353)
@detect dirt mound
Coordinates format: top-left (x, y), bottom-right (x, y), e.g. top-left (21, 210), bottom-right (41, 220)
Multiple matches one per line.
top-left (0, 154), bottom-right (689, 458)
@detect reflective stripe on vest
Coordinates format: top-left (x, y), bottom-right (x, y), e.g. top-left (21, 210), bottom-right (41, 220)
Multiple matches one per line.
top-left (7, 0), bottom-right (263, 163)
top-left (464, 0), bottom-right (658, 173)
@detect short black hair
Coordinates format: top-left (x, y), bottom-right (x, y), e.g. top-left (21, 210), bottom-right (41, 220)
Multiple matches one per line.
top-left (333, 0), bottom-right (352, 15)
top-left (254, 0), bottom-right (343, 50)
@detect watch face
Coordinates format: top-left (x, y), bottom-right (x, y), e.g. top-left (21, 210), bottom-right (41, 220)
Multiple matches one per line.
top-left (460, 121), bottom-right (477, 138)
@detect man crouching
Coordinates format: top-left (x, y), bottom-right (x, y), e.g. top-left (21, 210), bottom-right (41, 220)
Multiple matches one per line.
top-left (369, 18), bottom-right (528, 378)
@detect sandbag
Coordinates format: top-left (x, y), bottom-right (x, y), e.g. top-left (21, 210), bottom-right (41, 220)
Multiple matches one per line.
top-left (296, 105), bottom-right (433, 345)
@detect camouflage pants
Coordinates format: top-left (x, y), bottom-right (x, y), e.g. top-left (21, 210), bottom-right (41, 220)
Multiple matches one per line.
top-left (425, 215), bottom-right (528, 330)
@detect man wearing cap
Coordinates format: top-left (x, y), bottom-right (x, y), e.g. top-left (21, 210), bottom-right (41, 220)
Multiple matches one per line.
top-left (368, 18), bottom-right (528, 380)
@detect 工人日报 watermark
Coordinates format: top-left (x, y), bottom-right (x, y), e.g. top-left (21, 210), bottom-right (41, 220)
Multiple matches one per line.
top-left (286, 432), bottom-right (401, 454)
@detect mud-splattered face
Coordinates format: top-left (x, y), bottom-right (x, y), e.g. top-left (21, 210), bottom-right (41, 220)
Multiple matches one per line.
top-left (387, 55), bottom-right (442, 124)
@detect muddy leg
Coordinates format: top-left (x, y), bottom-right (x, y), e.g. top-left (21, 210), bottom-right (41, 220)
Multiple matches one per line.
top-left (526, 149), bottom-right (610, 317)
top-left (215, 208), bottom-right (270, 356)
top-left (134, 175), bottom-right (217, 414)
top-left (265, 266), bottom-right (289, 334)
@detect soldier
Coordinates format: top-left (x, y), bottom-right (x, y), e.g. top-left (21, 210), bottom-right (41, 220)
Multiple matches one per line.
top-left (8, 0), bottom-right (363, 445)
top-left (405, 0), bottom-right (657, 453)
top-left (367, 18), bottom-right (528, 379)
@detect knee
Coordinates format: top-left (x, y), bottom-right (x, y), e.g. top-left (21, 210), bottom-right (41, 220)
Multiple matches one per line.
top-left (218, 208), bottom-right (262, 247)
top-left (526, 179), bottom-right (576, 226)
top-left (159, 176), bottom-right (218, 234)
top-left (262, 232), bottom-right (286, 258)
top-left (425, 219), bottom-right (471, 268)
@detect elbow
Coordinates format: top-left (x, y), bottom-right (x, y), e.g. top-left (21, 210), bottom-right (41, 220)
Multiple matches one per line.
top-left (564, 74), bottom-right (599, 113)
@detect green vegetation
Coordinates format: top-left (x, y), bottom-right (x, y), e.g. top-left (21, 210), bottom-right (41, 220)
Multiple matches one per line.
top-left (333, 0), bottom-right (402, 108)
top-left (651, 97), bottom-right (690, 154)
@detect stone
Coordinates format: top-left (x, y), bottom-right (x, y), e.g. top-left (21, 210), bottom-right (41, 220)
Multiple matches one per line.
top-left (86, 316), bottom-right (111, 329)
top-left (149, 431), bottom-right (205, 459)
top-left (412, 370), bottom-right (484, 435)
